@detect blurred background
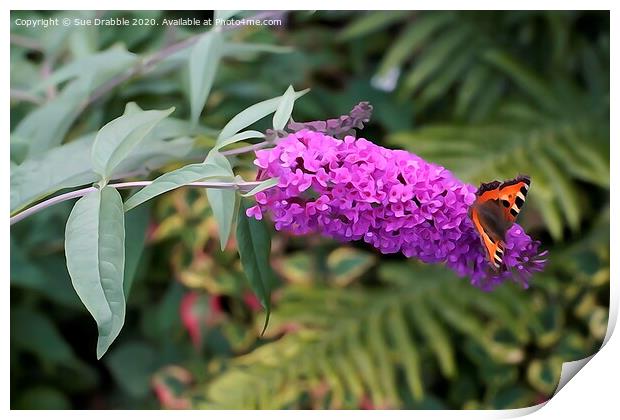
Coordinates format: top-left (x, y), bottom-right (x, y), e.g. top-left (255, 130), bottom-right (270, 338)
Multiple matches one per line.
top-left (10, 10), bottom-right (609, 409)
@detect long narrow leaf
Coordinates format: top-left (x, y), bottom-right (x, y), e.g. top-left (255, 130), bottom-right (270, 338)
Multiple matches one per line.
top-left (91, 107), bottom-right (175, 180)
top-left (218, 88), bottom-right (309, 141)
top-left (64, 186), bottom-right (126, 359)
top-left (189, 31), bottom-right (223, 125)
top-left (272, 85), bottom-right (296, 130)
top-left (205, 151), bottom-right (237, 250)
top-left (241, 178), bottom-right (279, 197)
top-left (215, 130), bottom-right (265, 150)
top-left (236, 198), bottom-right (277, 334)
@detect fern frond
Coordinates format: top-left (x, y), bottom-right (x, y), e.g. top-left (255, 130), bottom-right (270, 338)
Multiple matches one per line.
top-left (368, 11), bottom-right (607, 120)
top-left (387, 78), bottom-right (609, 240)
top-left (194, 265), bottom-right (537, 409)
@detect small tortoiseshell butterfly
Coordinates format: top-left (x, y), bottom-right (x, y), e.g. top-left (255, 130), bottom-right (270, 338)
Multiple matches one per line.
top-left (468, 175), bottom-right (531, 271)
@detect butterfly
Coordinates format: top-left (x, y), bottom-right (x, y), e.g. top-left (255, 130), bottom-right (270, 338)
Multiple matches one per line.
top-left (468, 175), bottom-right (531, 271)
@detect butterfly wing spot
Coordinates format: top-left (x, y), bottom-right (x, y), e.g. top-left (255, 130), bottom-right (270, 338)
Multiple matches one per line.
top-left (515, 192), bottom-right (525, 206)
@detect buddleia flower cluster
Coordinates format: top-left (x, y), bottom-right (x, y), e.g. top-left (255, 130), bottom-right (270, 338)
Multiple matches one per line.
top-left (247, 106), bottom-right (546, 290)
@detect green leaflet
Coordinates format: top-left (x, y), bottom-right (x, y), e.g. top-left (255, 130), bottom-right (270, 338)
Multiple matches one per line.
top-left (387, 306), bottom-right (423, 401)
top-left (337, 11), bottom-right (409, 41)
top-left (215, 130), bottom-right (265, 151)
top-left (30, 45), bottom-right (137, 94)
top-left (222, 42), bottom-right (294, 57)
top-left (402, 25), bottom-right (472, 95)
top-left (11, 307), bottom-right (77, 365)
top-left (241, 178), bottom-right (279, 197)
top-left (206, 189), bottom-right (237, 251)
top-left (483, 49), bottom-right (559, 113)
top-left (189, 31), bottom-right (223, 125)
top-left (10, 131), bottom-right (193, 214)
top-left (64, 186), bottom-right (126, 359)
top-left (272, 85), bottom-right (296, 130)
top-left (409, 301), bottom-right (456, 378)
top-left (124, 162), bottom-right (233, 212)
top-left (218, 87), bottom-right (309, 141)
top-left (123, 203), bottom-right (151, 297)
top-left (91, 107), bottom-right (174, 180)
top-left (375, 12), bottom-right (455, 76)
top-left (236, 198), bottom-right (277, 335)
top-left (14, 79), bottom-right (89, 158)
top-left (205, 151), bottom-right (237, 250)
top-left (11, 136), bottom-right (99, 214)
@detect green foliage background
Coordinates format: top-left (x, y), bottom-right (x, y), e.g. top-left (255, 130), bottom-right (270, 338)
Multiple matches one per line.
top-left (10, 10), bottom-right (609, 409)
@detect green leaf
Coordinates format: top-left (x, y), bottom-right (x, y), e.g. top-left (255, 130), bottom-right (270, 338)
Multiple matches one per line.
top-left (11, 238), bottom-right (83, 309)
top-left (91, 107), bottom-right (175, 180)
top-left (272, 85), bottom-right (296, 130)
top-left (189, 31), bottom-right (223, 125)
top-left (416, 46), bottom-right (473, 111)
top-left (338, 11), bottom-right (409, 41)
top-left (366, 312), bottom-right (399, 405)
top-left (11, 135), bottom-right (99, 214)
top-left (123, 203), bottom-right (151, 297)
top-left (376, 12), bottom-right (454, 76)
top-left (31, 45), bottom-right (137, 94)
top-left (64, 186), bottom-right (126, 359)
top-left (14, 79), bottom-right (89, 158)
top-left (204, 151), bottom-right (237, 250)
top-left (11, 307), bottom-right (77, 365)
top-left (207, 188), bottom-right (237, 251)
top-left (387, 307), bottom-right (423, 401)
top-left (483, 49), bottom-right (558, 112)
top-left (11, 132), bottom-right (193, 214)
top-left (216, 130), bottom-right (265, 150)
top-left (222, 42), bottom-right (294, 56)
top-left (241, 178), bottom-right (279, 197)
top-left (236, 198), bottom-right (277, 334)
top-left (402, 26), bottom-right (472, 95)
top-left (218, 88), bottom-right (310, 141)
top-left (10, 135), bottom-right (29, 164)
top-left (124, 163), bottom-right (233, 212)
top-left (409, 301), bottom-right (456, 378)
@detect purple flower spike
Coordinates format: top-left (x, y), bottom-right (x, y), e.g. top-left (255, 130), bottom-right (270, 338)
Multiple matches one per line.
top-left (251, 129), bottom-right (547, 289)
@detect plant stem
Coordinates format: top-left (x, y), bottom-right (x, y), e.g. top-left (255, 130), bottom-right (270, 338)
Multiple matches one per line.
top-left (10, 180), bottom-right (263, 226)
top-left (10, 138), bottom-right (278, 227)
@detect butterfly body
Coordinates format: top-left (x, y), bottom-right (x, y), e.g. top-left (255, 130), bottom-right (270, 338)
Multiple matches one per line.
top-left (468, 175), bottom-right (531, 271)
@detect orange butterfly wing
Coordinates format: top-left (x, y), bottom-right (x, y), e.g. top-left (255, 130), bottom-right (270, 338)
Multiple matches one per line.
top-left (470, 175), bottom-right (531, 271)
top-left (470, 206), bottom-right (505, 270)
top-left (476, 176), bottom-right (530, 223)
